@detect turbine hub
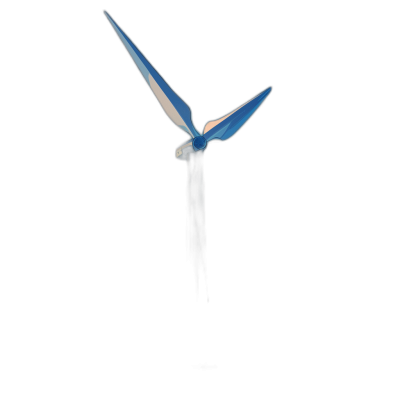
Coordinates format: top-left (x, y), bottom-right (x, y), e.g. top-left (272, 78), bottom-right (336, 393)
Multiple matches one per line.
top-left (193, 136), bottom-right (207, 151)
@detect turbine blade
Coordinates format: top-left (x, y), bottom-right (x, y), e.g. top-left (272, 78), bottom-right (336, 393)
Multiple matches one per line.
top-left (203, 87), bottom-right (272, 142)
top-left (104, 11), bottom-right (199, 138)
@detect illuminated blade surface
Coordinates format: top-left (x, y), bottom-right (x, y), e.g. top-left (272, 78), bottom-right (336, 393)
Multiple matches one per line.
top-left (203, 87), bottom-right (272, 142)
top-left (104, 11), bottom-right (199, 138)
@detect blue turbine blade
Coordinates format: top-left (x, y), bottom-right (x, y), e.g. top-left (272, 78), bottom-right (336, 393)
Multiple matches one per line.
top-left (104, 11), bottom-right (199, 138)
top-left (203, 87), bottom-right (272, 142)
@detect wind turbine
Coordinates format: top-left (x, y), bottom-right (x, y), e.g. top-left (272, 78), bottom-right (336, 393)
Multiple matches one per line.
top-left (104, 11), bottom-right (272, 304)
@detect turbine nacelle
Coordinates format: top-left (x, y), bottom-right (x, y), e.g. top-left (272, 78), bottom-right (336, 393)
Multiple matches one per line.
top-left (176, 137), bottom-right (206, 160)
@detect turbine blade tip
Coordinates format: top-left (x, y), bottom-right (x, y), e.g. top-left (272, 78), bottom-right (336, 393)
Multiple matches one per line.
top-left (261, 87), bottom-right (272, 99)
top-left (104, 11), bottom-right (113, 21)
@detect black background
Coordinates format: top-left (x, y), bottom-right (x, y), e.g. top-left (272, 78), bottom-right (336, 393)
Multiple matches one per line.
top-left (25, 2), bottom-right (350, 388)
